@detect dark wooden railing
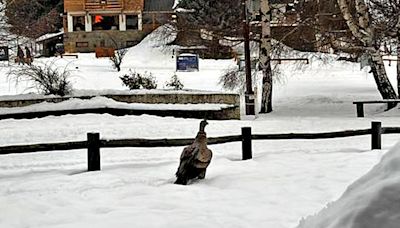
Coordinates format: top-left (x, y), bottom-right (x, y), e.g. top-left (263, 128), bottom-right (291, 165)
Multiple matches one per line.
top-left (1, 122), bottom-right (399, 171)
top-left (85, 0), bottom-right (123, 10)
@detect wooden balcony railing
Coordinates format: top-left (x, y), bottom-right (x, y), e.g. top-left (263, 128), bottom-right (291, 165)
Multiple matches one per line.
top-left (85, 0), bottom-right (123, 11)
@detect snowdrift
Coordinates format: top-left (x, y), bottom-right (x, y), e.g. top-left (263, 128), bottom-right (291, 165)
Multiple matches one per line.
top-left (297, 140), bottom-right (400, 228)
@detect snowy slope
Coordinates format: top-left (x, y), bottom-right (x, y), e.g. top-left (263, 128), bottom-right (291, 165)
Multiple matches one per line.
top-left (297, 141), bottom-right (400, 228)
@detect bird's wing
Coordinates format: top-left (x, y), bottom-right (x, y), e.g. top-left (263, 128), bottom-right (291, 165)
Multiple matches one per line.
top-left (206, 148), bottom-right (212, 162)
top-left (180, 145), bottom-right (197, 160)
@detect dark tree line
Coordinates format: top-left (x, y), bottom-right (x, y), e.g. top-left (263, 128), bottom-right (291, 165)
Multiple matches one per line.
top-left (5, 0), bottom-right (63, 38)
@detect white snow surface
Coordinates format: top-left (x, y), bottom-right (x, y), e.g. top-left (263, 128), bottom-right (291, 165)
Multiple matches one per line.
top-left (0, 25), bottom-right (400, 228)
top-left (297, 141), bottom-right (400, 228)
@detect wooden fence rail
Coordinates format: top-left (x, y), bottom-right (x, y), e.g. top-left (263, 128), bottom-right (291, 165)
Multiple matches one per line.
top-left (0, 122), bottom-right (399, 171)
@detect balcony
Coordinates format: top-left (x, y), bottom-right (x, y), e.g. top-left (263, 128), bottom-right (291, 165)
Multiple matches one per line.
top-left (85, 0), bottom-right (123, 11)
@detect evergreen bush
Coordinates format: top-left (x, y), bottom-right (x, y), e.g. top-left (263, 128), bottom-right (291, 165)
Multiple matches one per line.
top-left (165, 73), bottom-right (184, 90)
top-left (120, 70), bottom-right (157, 90)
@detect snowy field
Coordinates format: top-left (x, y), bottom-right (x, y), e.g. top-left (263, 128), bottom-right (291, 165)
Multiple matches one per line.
top-left (0, 29), bottom-right (400, 227)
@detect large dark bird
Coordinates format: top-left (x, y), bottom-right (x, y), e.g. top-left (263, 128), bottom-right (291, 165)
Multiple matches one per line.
top-left (174, 120), bottom-right (213, 185)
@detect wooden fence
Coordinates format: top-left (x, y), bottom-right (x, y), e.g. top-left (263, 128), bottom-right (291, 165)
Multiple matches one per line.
top-left (1, 121), bottom-right (399, 171)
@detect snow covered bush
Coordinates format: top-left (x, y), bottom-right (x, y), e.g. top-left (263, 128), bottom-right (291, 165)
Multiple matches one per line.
top-left (165, 73), bottom-right (184, 90)
top-left (7, 61), bottom-right (72, 96)
top-left (120, 70), bottom-right (157, 90)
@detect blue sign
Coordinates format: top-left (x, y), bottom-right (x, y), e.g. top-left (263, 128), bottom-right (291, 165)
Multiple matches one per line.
top-left (176, 54), bottom-right (199, 71)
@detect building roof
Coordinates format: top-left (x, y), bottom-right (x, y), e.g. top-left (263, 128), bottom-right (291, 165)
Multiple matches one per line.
top-left (35, 30), bottom-right (64, 43)
top-left (144, 0), bottom-right (175, 12)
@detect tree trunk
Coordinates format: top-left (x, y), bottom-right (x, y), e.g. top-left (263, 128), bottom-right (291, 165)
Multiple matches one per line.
top-left (337, 0), bottom-right (397, 100)
top-left (397, 35), bottom-right (400, 98)
top-left (259, 0), bottom-right (273, 113)
top-left (370, 51), bottom-right (398, 100)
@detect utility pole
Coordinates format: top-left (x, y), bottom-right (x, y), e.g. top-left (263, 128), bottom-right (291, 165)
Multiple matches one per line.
top-left (242, 0), bottom-right (255, 115)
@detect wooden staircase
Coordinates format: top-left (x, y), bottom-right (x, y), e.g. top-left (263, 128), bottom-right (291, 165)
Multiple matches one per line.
top-left (85, 0), bottom-right (123, 11)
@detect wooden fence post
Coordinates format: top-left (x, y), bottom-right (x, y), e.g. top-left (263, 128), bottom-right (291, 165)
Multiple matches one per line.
top-left (356, 103), bottom-right (364, 117)
top-left (371, 122), bottom-right (382, 150)
top-left (87, 132), bottom-right (101, 171)
top-left (242, 127), bottom-right (252, 160)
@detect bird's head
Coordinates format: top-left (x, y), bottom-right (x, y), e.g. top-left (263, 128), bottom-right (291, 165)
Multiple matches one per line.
top-left (199, 119), bottom-right (208, 132)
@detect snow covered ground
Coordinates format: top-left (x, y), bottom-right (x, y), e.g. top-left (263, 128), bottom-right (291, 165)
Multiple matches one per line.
top-left (0, 28), bottom-right (400, 227)
top-left (298, 141), bottom-right (400, 228)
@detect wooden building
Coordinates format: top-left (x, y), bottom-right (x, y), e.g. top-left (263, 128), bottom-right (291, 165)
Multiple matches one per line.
top-left (64, 0), bottom-right (174, 53)
top-left (36, 31), bottom-right (64, 57)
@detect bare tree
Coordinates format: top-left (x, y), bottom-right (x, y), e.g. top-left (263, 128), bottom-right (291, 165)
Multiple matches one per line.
top-left (107, 34), bottom-right (128, 72)
top-left (369, 0), bottom-right (400, 97)
top-left (336, 0), bottom-right (397, 100)
top-left (259, 0), bottom-right (273, 113)
top-left (5, 0), bottom-right (62, 39)
top-left (110, 47), bottom-right (127, 72)
top-left (0, 1), bottom-right (25, 57)
top-left (0, 1), bottom-right (12, 42)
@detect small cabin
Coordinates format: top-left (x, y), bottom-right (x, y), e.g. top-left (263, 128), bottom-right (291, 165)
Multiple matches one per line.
top-left (36, 31), bottom-right (64, 57)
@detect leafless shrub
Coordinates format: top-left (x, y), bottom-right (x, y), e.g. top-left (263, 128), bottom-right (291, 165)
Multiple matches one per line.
top-left (110, 47), bottom-right (128, 72)
top-left (7, 60), bottom-right (72, 96)
top-left (219, 66), bottom-right (245, 92)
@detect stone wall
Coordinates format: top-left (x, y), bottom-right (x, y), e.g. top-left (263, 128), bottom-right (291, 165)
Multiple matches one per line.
top-left (64, 30), bottom-right (148, 53)
top-left (0, 93), bottom-right (241, 120)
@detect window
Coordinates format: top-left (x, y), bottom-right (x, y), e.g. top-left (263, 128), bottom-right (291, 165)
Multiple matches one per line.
top-left (76, 42), bottom-right (89, 48)
top-left (73, 16), bottom-right (85, 31)
top-left (92, 15), bottom-right (119, 30)
top-left (126, 15), bottom-right (138, 30)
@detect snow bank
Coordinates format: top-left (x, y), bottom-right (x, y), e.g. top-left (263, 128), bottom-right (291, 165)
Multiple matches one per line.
top-left (297, 140), bottom-right (400, 228)
top-left (0, 96), bottom-right (235, 114)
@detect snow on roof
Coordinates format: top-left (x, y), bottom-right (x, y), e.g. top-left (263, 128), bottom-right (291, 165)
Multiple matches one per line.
top-left (178, 53), bottom-right (198, 57)
top-left (35, 30), bottom-right (64, 43)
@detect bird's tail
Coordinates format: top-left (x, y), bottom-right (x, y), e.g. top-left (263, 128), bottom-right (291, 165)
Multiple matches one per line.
top-left (174, 176), bottom-right (187, 185)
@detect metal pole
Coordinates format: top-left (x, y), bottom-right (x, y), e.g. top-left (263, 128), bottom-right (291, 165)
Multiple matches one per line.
top-left (242, 0), bottom-right (255, 115)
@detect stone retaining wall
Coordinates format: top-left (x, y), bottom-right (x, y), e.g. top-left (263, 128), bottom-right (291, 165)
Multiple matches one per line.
top-left (0, 92), bottom-right (241, 120)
